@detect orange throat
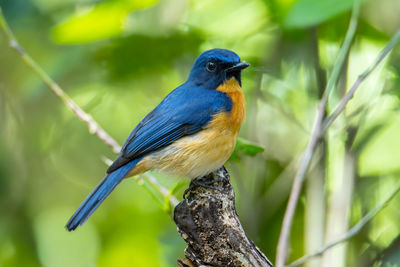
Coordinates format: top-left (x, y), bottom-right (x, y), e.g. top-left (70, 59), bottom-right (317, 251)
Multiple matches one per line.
top-left (215, 77), bottom-right (246, 134)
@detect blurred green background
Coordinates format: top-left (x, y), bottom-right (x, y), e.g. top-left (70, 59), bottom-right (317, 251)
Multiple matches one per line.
top-left (1, 0), bottom-right (400, 266)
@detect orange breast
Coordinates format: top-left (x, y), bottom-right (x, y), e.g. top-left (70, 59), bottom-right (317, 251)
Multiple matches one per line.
top-left (215, 77), bottom-right (246, 134)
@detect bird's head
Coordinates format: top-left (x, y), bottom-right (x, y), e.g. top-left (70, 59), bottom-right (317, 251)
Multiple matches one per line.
top-left (188, 49), bottom-right (250, 88)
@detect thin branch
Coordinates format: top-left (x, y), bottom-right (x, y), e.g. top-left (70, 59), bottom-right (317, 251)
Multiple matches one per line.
top-left (143, 172), bottom-right (180, 207)
top-left (275, 2), bottom-right (361, 266)
top-left (0, 8), bottom-right (121, 154)
top-left (0, 7), bottom-right (179, 208)
top-left (321, 29), bottom-right (400, 134)
top-left (289, 180), bottom-right (400, 267)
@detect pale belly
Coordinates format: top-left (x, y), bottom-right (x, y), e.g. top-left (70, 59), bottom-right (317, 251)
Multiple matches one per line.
top-left (141, 127), bottom-right (237, 179)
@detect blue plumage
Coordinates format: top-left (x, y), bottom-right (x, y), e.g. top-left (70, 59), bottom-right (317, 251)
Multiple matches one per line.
top-left (107, 84), bottom-right (232, 173)
top-left (66, 48), bottom-right (249, 231)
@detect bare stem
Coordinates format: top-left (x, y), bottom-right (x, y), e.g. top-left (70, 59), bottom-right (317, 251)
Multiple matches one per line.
top-left (144, 172), bottom-right (180, 207)
top-left (321, 29), bottom-right (400, 134)
top-left (0, 8), bottom-right (121, 154)
top-left (289, 180), bottom-right (400, 267)
top-left (275, 2), bottom-right (361, 266)
top-left (0, 7), bottom-right (179, 208)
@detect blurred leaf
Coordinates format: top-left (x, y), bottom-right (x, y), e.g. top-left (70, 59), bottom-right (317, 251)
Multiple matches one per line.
top-left (353, 123), bottom-right (385, 153)
top-left (185, 0), bottom-right (268, 39)
top-left (230, 138), bottom-right (264, 161)
top-left (284, 0), bottom-right (355, 28)
top-left (237, 138), bottom-right (265, 156)
top-left (377, 234), bottom-right (400, 265)
top-left (359, 117), bottom-right (400, 176)
top-left (32, 0), bottom-right (97, 12)
top-left (52, 0), bottom-right (158, 44)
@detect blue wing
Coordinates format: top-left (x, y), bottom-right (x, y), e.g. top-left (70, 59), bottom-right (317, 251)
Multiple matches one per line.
top-left (107, 84), bottom-right (232, 173)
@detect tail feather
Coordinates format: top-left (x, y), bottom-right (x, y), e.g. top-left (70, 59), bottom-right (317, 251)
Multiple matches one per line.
top-left (66, 159), bottom-right (139, 231)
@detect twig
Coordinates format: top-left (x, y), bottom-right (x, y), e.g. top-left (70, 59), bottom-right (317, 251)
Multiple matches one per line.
top-left (0, 8), bottom-right (121, 154)
top-left (143, 172), bottom-right (180, 207)
top-left (321, 29), bottom-right (400, 134)
top-left (289, 180), bottom-right (400, 267)
top-left (0, 7), bottom-right (179, 208)
top-left (275, 2), bottom-right (361, 266)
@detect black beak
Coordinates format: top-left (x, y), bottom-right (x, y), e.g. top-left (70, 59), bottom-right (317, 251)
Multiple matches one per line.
top-left (226, 62), bottom-right (250, 72)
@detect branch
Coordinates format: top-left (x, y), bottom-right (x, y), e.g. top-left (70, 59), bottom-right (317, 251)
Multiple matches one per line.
top-left (174, 167), bottom-right (273, 267)
top-left (0, 8), bottom-right (121, 154)
top-left (275, 2), bottom-right (361, 266)
top-left (0, 7), bottom-right (179, 209)
top-left (321, 29), bottom-right (400, 134)
top-left (143, 172), bottom-right (180, 207)
top-left (289, 180), bottom-right (400, 267)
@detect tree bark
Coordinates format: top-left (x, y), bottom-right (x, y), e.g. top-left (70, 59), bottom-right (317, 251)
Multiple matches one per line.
top-left (174, 166), bottom-right (273, 267)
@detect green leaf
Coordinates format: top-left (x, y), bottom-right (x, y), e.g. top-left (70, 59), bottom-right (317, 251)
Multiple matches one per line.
top-left (284, 0), bottom-right (355, 29)
top-left (230, 138), bottom-right (265, 161)
top-left (52, 0), bottom-right (158, 44)
top-left (237, 138), bottom-right (265, 156)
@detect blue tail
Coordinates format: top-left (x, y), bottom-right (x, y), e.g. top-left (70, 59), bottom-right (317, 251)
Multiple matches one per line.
top-left (66, 159), bottom-right (140, 231)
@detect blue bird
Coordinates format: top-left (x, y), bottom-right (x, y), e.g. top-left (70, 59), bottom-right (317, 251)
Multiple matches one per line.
top-left (66, 48), bottom-right (249, 231)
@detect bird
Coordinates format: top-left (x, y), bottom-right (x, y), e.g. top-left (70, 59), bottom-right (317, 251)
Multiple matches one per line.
top-left (66, 48), bottom-right (250, 231)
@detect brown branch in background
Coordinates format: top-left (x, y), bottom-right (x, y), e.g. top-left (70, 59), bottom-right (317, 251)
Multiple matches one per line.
top-left (275, 2), bottom-right (361, 266)
top-left (289, 180), bottom-right (400, 267)
top-left (0, 7), bottom-right (179, 209)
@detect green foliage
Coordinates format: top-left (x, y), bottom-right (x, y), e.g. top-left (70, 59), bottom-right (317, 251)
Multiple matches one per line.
top-left (52, 0), bottom-right (158, 43)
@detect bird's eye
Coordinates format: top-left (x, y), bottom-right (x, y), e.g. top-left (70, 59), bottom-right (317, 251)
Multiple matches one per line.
top-left (206, 61), bottom-right (217, 72)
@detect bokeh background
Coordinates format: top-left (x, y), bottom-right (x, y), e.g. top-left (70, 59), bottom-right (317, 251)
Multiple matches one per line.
top-left (1, 0), bottom-right (400, 266)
